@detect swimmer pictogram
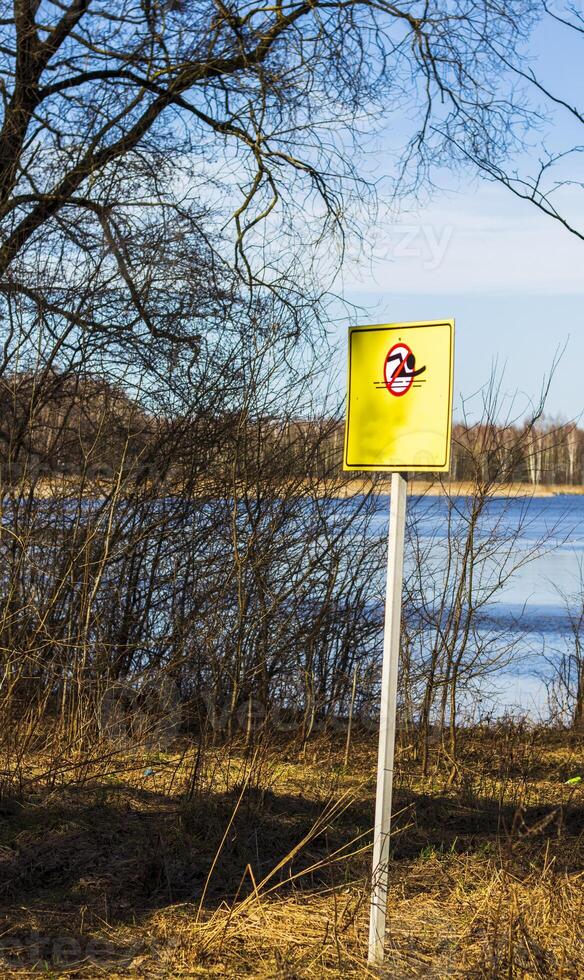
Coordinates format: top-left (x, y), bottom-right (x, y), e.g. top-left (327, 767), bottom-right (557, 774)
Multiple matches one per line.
top-left (381, 342), bottom-right (426, 396)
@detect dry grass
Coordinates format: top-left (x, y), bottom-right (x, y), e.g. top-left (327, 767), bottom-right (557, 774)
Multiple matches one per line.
top-left (0, 729), bottom-right (582, 978)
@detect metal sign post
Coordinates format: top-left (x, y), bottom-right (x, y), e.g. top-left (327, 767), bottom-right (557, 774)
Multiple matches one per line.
top-left (368, 471), bottom-right (407, 965)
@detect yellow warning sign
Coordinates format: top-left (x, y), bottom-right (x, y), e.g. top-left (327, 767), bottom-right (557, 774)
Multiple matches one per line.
top-left (344, 320), bottom-right (454, 472)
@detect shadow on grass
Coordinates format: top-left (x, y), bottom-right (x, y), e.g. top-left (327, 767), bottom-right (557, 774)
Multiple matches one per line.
top-left (0, 776), bottom-right (581, 971)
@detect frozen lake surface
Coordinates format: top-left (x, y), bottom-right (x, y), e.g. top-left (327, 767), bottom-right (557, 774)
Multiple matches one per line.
top-left (367, 493), bottom-right (584, 720)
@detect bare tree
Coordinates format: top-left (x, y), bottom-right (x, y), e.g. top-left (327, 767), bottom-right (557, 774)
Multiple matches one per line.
top-left (0, 0), bottom-right (548, 354)
top-left (448, 0), bottom-right (584, 240)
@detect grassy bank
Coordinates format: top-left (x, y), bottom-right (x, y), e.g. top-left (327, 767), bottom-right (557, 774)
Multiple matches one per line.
top-left (0, 728), bottom-right (582, 977)
top-left (332, 480), bottom-right (584, 499)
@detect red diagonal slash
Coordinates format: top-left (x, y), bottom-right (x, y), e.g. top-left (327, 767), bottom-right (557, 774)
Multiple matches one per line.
top-left (384, 342), bottom-right (414, 397)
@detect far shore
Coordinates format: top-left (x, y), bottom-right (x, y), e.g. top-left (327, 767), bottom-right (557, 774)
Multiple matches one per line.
top-left (332, 479), bottom-right (584, 498)
top-left (8, 477), bottom-right (584, 500)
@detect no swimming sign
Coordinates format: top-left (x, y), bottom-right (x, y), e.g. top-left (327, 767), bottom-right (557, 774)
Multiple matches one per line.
top-left (344, 319), bottom-right (454, 472)
top-left (346, 320), bottom-right (456, 963)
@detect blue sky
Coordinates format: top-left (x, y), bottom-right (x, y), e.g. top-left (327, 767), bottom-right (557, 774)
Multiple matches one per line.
top-left (333, 10), bottom-right (583, 421)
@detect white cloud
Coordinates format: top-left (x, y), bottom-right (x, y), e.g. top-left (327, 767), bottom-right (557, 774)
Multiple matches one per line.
top-left (342, 183), bottom-right (584, 295)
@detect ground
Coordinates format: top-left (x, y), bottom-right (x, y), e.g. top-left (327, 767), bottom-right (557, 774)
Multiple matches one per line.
top-left (0, 728), bottom-right (582, 978)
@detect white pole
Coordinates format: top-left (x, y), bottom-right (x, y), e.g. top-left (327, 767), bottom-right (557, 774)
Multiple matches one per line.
top-left (368, 471), bottom-right (407, 966)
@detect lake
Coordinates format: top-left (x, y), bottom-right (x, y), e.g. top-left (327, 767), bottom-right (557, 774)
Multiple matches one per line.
top-left (369, 492), bottom-right (584, 721)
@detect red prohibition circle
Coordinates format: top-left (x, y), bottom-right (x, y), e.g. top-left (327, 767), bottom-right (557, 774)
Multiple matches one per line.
top-left (384, 342), bottom-right (414, 397)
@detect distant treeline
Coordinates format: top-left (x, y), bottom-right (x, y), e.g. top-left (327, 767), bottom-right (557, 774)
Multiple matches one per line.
top-left (278, 419), bottom-right (584, 486)
top-left (1, 372), bottom-right (581, 487)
